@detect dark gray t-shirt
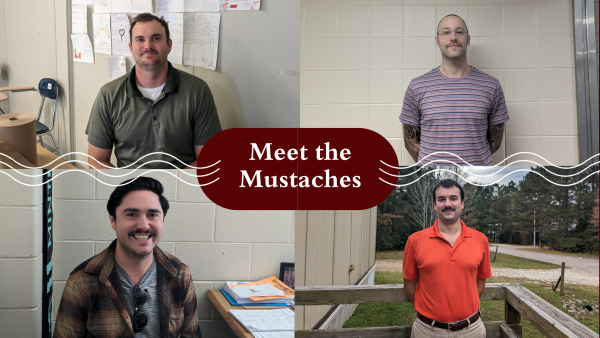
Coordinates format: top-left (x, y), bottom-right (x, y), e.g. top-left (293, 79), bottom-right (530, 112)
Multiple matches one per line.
top-left (115, 259), bottom-right (160, 337)
top-left (86, 62), bottom-right (222, 169)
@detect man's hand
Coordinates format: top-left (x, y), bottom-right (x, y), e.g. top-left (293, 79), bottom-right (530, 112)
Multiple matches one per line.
top-left (477, 278), bottom-right (486, 298)
top-left (88, 143), bottom-right (114, 169)
top-left (404, 278), bottom-right (418, 304)
top-left (402, 123), bottom-right (420, 162)
top-left (487, 123), bottom-right (505, 154)
top-left (186, 145), bottom-right (204, 169)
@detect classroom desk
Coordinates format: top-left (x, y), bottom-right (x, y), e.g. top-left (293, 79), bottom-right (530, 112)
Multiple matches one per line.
top-left (206, 289), bottom-right (294, 338)
top-left (0, 143), bottom-right (77, 169)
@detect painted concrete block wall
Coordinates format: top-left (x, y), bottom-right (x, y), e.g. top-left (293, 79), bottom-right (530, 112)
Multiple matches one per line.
top-left (0, 170), bottom-right (44, 337)
top-left (300, 0), bottom-right (580, 166)
top-left (50, 170), bottom-right (294, 337)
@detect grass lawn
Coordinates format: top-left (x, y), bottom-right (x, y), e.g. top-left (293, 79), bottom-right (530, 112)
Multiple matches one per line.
top-left (518, 247), bottom-right (599, 260)
top-left (344, 251), bottom-right (598, 335)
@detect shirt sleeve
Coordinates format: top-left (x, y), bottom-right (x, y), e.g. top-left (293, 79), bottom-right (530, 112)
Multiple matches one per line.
top-left (399, 83), bottom-right (421, 127)
top-left (54, 275), bottom-right (88, 338)
top-left (194, 83), bottom-right (222, 146)
top-left (488, 84), bottom-right (509, 125)
top-left (477, 236), bottom-right (493, 279)
top-left (403, 236), bottom-right (419, 280)
top-left (181, 267), bottom-right (202, 338)
top-left (85, 88), bottom-right (115, 149)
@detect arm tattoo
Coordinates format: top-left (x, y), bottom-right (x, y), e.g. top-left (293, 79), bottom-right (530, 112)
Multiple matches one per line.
top-left (403, 123), bottom-right (421, 162)
top-left (487, 123), bottom-right (505, 154)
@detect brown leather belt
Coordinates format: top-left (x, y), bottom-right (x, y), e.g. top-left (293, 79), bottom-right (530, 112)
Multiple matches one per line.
top-left (417, 310), bottom-right (480, 331)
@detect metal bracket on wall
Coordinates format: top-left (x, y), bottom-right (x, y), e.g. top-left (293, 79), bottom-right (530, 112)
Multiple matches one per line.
top-left (574, 0), bottom-right (599, 161)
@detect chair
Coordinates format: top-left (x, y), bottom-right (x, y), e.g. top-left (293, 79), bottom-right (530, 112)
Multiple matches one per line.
top-left (0, 78), bottom-right (60, 155)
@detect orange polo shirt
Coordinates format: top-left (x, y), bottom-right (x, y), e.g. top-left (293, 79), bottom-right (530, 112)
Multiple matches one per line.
top-left (403, 220), bottom-right (492, 322)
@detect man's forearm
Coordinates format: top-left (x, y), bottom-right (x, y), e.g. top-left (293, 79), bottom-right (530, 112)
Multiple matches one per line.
top-left (477, 278), bottom-right (486, 298)
top-left (404, 279), bottom-right (417, 304)
top-left (403, 123), bottom-right (421, 162)
top-left (88, 158), bottom-right (115, 169)
top-left (487, 123), bottom-right (505, 154)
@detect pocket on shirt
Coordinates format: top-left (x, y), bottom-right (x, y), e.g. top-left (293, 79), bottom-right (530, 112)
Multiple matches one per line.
top-left (169, 306), bottom-right (184, 332)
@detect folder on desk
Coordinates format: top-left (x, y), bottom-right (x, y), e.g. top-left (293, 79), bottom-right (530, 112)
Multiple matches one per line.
top-left (220, 289), bottom-right (290, 307)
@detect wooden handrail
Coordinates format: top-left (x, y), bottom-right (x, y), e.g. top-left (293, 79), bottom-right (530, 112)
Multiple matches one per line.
top-left (295, 283), bottom-right (598, 338)
top-left (295, 283), bottom-right (508, 305)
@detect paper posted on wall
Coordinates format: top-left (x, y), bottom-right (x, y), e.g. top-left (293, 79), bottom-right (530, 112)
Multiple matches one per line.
top-left (220, 0), bottom-right (260, 10)
top-left (183, 13), bottom-right (220, 71)
top-left (184, 0), bottom-right (219, 12)
top-left (94, 0), bottom-right (111, 13)
top-left (112, 0), bottom-right (132, 13)
top-left (72, 5), bottom-right (88, 34)
top-left (108, 56), bottom-right (127, 80)
top-left (131, 0), bottom-right (153, 13)
top-left (162, 13), bottom-right (184, 65)
top-left (156, 0), bottom-right (184, 13)
top-left (111, 14), bottom-right (132, 57)
top-left (71, 34), bottom-right (94, 63)
top-left (93, 14), bottom-right (112, 54)
top-left (72, 0), bottom-right (93, 4)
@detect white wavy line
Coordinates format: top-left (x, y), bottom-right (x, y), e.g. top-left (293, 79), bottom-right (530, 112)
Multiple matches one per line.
top-left (379, 168), bottom-right (599, 187)
top-left (0, 169), bottom-right (220, 187)
top-left (381, 152), bottom-right (600, 170)
top-left (380, 162), bottom-right (600, 179)
top-left (0, 151), bottom-right (221, 171)
top-left (0, 157), bottom-right (221, 178)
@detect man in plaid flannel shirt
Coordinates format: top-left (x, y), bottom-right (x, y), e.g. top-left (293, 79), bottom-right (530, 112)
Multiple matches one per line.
top-left (54, 177), bottom-right (201, 337)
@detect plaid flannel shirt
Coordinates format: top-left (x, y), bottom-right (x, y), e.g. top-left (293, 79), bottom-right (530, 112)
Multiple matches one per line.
top-left (54, 240), bottom-right (202, 338)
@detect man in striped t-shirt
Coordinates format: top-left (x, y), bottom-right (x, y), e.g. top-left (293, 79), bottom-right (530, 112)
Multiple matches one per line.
top-left (400, 14), bottom-right (509, 166)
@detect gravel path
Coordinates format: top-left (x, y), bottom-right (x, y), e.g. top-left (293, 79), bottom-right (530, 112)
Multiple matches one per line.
top-left (376, 260), bottom-right (599, 286)
top-left (490, 244), bottom-right (599, 276)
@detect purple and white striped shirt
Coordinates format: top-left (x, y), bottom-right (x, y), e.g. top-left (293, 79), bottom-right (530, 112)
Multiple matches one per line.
top-left (400, 67), bottom-right (509, 166)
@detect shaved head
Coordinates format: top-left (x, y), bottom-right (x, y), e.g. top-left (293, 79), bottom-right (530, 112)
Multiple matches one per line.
top-left (437, 14), bottom-right (468, 35)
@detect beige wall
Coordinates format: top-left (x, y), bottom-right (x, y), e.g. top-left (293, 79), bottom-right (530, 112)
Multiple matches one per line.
top-left (295, 208), bottom-right (377, 330)
top-left (0, 0), bottom-right (72, 155)
top-left (0, 170), bottom-right (43, 337)
top-left (300, 0), bottom-right (580, 166)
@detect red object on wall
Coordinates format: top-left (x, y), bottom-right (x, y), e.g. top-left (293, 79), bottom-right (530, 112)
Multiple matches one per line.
top-left (197, 128), bottom-right (399, 210)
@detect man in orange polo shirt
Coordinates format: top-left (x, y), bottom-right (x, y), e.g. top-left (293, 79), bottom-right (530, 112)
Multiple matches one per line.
top-left (403, 179), bottom-right (492, 337)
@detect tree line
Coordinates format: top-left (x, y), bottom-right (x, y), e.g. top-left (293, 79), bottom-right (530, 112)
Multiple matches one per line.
top-left (377, 166), bottom-right (599, 254)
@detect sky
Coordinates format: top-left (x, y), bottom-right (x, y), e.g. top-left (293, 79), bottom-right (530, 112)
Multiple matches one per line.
top-left (459, 166), bottom-right (531, 186)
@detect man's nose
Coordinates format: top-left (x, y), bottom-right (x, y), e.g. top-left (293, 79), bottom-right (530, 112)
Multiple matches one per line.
top-left (136, 216), bottom-right (152, 230)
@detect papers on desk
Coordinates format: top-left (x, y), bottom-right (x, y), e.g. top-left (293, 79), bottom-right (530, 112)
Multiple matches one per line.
top-left (224, 276), bottom-right (294, 305)
top-left (252, 331), bottom-right (294, 338)
top-left (229, 308), bottom-right (294, 332)
top-left (230, 283), bottom-right (284, 298)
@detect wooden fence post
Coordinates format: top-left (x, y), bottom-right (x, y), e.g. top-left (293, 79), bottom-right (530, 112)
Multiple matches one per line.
top-left (505, 301), bottom-right (522, 337)
top-left (560, 262), bottom-right (565, 296)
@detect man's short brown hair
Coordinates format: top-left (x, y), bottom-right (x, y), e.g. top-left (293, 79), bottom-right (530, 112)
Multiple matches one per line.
top-left (129, 13), bottom-right (170, 42)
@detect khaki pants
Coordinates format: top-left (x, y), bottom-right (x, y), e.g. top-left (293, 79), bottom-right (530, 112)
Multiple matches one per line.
top-left (411, 316), bottom-right (486, 338)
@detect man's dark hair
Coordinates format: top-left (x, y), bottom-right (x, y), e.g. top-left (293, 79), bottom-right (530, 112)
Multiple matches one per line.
top-left (129, 13), bottom-right (171, 43)
top-left (436, 14), bottom-right (469, 35)
top-left (107, 177), bottom-right (170, 219)
top-left (432, 179), bottom-right (465, 202)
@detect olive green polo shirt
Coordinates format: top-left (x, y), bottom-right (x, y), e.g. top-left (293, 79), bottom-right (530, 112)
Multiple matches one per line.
top-left (85, 62), bottom-right (222, 169)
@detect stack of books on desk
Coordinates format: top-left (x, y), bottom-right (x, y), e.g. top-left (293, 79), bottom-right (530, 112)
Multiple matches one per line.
top-left (222, 276), bottom-right (294, 306)
top-left (229, 308), bottom-right (294, 338)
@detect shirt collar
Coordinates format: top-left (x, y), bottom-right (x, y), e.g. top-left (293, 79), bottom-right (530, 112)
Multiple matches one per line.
top-left (126, 61), bottom-right (180, 98)
top-left (429, 219), bottom-right (472, 238)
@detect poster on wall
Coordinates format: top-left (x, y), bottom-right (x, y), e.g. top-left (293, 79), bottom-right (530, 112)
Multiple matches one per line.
top-left (131, 0), bottom-right (153, 13)
top-left (71, 34), bottom-right (95, 63)
top-left (41, 170), bottom-right (53, 338)
top-left (111, 14), bottom-right (133, 57)
top-left (73, 0), bottom-right (93, 4)
top-left (108, 56), bottom-right (127, 80)
top-left (163, 13), bottom-right (184, 65)
top-left (184, 0), bottom-right (219, 12)
top-left (156, 0), bottom-right (184, 13)
top-left (220, 0), bottom-right (260, 10)
top-left (183, 13), bottom-right (220, 70)
top-left (72, 5), bottom-right (88, 34)
top-left (93, 14), bottom-right (112, 54)
top-left (112, 0), bottom-right (132, 13)
top-left (94, 0), bottom-right (111, 13)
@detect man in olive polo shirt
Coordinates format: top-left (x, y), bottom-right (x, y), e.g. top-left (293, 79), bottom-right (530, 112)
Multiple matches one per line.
top-left (403, 179), bottom-right (491, 337)
top-left (86, 13), bottom-right (221, 169)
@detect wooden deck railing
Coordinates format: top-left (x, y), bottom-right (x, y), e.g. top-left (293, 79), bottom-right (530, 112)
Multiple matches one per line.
top-left (295, 283), bottom-right (597, 338)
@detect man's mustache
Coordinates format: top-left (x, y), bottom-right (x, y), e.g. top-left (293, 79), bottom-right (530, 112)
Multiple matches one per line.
top-left (446, 43), bottom-right (462, 48)
top-left (442, 207), bottom-right (456, 212)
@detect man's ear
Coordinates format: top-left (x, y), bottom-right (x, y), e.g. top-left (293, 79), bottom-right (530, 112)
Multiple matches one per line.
top-left (435, 36), bottom-right (440, 48)
top-left (466, 34), bottom-right (470, 46)
top-left (128, 42), bottom-right (133, 54)
top-left (110, 215), bottom-right (116, 230)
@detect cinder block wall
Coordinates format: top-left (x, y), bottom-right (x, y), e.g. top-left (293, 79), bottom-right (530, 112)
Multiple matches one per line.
top-left (0, 170), bottom-right (43, 337)
top-left (300, 0), bottom-right (580, 166)
top-left (51, 170), bottom-right (294, 337)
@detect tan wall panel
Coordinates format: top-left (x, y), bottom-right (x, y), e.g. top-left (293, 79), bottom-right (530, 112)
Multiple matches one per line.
top-left (360, 209), bottom-right (370, 276)
top-left (295, 210), bottom-right (308, 288)
top-left (369, 207), bottom-right (377, 266)
top-left (333, 210), bottom-right (351, 286)
top-left (350, 210), bottom-right (362, 283)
